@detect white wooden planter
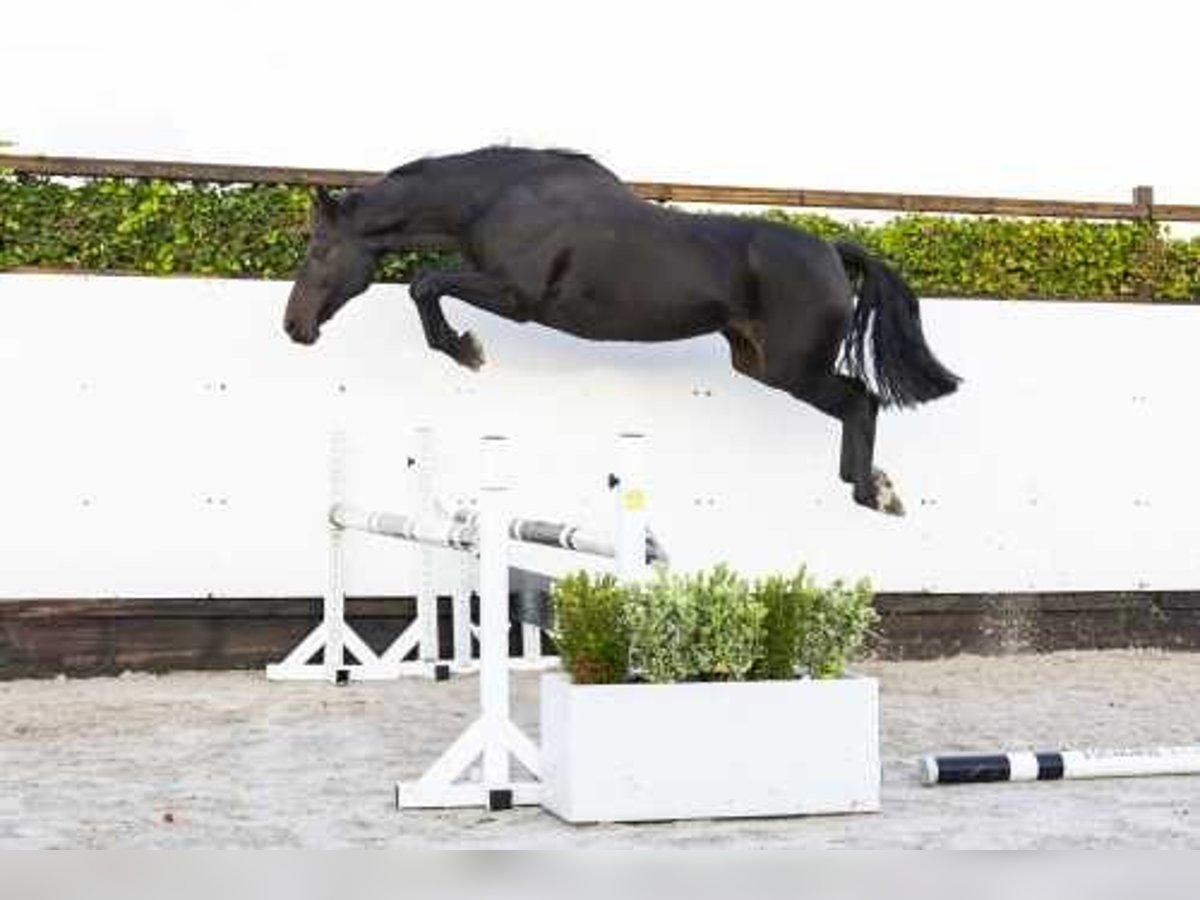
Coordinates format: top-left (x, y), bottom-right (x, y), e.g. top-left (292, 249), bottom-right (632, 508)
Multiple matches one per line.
top-left (539, 672), bottom-right (880, 823)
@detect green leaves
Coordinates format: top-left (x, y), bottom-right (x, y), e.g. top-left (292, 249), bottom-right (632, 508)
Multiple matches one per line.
top-left (793, 577), bottom-right (877, 679)
top-left (623, 565), bottom-right (766, 684)
top-left (749, 568), bottom-right (809, 681)
top-left (0, 175), bottom-right (424, 283)
top-left (551, 564), bottom-right (877, 685)
top-left (550, 571), bottom-right (630, 686)
top-left (763, 210), bottom-right (1197, 301)
top-left (2, 173), bottom-right (1196, 301)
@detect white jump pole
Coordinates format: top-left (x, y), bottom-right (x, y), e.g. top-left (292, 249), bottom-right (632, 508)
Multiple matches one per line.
top-left (395, 434), bottom-right (540, 811)
top-left (452, 557), bottom-right (475, 672)
top-left (921, 745), bottom-right (1200, 786)
top-left (415, 426), bottom-right (440, 670)
top-left (615, 432), bottom-right (650, 583)
top-left (324, 429), bottom-right (347, 680)
top-left (268, 431), bottom-right (421, 682)
top-left (478, 435), bottom-right (513, 798)
top-left (267, 430), bottom-right (394, 683)
top-left (370, 427), bottom-right (453, 678)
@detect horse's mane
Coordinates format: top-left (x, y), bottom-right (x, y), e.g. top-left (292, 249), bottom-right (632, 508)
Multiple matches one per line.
top-left (386, 146), bottom-right (606, 180)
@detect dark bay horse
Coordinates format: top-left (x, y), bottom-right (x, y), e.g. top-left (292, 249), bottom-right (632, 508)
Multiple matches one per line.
top-left (284, 146), bottom-right (959, 515)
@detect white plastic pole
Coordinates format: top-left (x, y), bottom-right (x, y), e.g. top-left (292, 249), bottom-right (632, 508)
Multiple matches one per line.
top-left (325, 430), bottom-right (347, 679)
top-left (478, 435), bottom-right (511, 792)
top-left (615, 432), bottom-right (650, 583)
top-left (452, 571), bottom-right (473, 669)
top-left (415, 427), bottom-right (438, 666)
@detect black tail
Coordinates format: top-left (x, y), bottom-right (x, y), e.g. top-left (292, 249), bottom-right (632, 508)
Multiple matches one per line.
top-left (835, 242), bottom-right (960, 408)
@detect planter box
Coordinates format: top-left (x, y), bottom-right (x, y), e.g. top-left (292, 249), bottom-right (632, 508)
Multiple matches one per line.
top-left (539, 672), bottom-right (880, 823)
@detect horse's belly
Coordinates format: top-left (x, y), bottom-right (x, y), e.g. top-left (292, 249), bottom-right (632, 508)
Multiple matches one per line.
top-left (536, 284), bottom-right (730, 343)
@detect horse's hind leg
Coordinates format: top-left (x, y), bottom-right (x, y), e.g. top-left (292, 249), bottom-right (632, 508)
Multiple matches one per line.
top-left (738, 233), bottom-right (904, 515)
top-left (782, 371), bottom-right (902, 515)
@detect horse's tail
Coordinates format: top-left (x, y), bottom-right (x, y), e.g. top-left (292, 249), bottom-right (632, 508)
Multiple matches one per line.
top-left (834, 242), bottom-right (961, 408)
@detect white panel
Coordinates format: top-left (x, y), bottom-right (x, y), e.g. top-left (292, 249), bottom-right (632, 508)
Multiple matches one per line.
top-left (1, 273), bottom-right (1198, 598)
top-left (540, 673), bottom-right (879, 822)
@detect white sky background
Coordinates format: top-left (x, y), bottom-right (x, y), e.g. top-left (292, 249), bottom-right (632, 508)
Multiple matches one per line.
top-left (3, 0), bottom-right (1198, 204)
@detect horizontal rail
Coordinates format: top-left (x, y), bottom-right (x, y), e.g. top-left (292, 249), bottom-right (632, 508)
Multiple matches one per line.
top-left (330, 502), bottom-right (666, 562)
top-left (330, 504), bottom-right (475, 550)
top-left (630, 182), bottom-right (1165, 221)
top-left (0, 154), bottom-right (381, 188)
top-left (4, 153), bottom-right (1199, 222)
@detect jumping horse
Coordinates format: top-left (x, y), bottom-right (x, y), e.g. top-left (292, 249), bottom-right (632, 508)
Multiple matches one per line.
top-left (284, 146), bottom-right (959, 514)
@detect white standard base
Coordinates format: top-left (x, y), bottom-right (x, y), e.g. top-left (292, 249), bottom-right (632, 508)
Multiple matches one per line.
top-left (265, 619), bottom-right (444, 683)
top-left (539, 672), bottom-right (880, 823)
top-left (395, 716), bottom-right (541, 810)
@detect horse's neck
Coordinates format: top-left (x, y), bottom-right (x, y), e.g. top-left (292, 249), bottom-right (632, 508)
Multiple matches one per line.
top-left (357, 155), bottom-right (586, 250)
top-left (355, 175), bottom-right (470, 251)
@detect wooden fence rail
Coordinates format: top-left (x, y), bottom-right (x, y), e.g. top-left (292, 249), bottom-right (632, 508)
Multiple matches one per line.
top-left (4, 153), bottom-right (1200, 222)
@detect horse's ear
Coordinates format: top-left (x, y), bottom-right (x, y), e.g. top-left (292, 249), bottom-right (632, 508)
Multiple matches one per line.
top-left (313, 186), bottom-right (340, 220)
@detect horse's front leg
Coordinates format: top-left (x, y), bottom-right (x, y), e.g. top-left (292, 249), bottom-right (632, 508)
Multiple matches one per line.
top-left (409, 269), bottom-right (527, 370)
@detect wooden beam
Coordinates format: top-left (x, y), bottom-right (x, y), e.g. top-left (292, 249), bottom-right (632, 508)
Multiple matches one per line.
top-left (5, 153), bottom-right (1199, 222)
top-left (1151, 204), bottom-right (1200, 223)
top-left (629, 182), bottom-right (1147, 220)
top-left (0, 154), bottom-right (381, 187)
top-left (1, 592), bottom-right (1198, 678)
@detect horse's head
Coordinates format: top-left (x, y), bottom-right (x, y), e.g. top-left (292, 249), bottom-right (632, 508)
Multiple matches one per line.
top-left (283, 187), bottom-right (377, 345)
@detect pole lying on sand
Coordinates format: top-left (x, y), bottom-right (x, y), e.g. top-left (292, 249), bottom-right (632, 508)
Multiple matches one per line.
top-left (920, 746), bottom-right (1200, 786)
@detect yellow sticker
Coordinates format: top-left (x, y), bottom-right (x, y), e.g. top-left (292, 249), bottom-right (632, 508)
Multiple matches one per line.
top-left (622, 489), bottom-right (646, 512)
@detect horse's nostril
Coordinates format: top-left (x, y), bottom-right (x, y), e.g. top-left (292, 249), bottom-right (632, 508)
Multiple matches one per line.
top-left (284, 318), bottom-right (318, 345)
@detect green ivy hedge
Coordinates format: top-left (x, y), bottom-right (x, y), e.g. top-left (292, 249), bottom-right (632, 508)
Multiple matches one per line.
top-left (2, 174), bottom-right (1198, 300)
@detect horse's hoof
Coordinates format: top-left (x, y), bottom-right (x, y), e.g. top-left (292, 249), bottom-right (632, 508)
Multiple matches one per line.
top-left (854, 470), bottom-right (905, 516)
top-left (456, 332), bottom-right (485, 371)
top-left (872, 469), bottom-right (905, 516)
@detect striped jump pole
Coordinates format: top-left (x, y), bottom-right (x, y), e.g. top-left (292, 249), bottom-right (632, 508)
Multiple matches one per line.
top-left (273, 429), bottom-right (660, 687)
top-left (920, 745), bottom-right (1200, 786)
top-left (445, 511), bottom-right (665, 564)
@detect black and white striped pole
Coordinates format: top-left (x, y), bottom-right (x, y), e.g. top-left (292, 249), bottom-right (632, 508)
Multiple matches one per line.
top-left (920, 745), bottom-right (1200, 786)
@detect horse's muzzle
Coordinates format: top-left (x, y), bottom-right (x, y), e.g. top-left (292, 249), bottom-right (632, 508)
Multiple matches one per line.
top-left (284, 316), bottom-right (319, 345)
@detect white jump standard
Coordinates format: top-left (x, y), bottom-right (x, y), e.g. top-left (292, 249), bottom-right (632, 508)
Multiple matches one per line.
top-left (395, 433), bottom-right (651, 811)
top-left (266, 429), bottom-right (448, 683)
top-left (268, 429), bottom-right (660, 684)
top-left (269, 430), bottom-right (652, 810)
top-left (920, 745), bottom-right (1200, 786)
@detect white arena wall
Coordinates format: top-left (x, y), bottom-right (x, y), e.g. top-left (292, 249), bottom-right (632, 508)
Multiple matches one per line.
top-left (1, 272), bottom-right (1196, 600)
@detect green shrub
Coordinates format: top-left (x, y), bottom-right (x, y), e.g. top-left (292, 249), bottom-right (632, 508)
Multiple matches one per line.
top-left (622, 565), bottom-right (768, 683)
top-left (559, 563), bottom-right (875, 684)
top-left (686, 565), bottom-right (765, 681)
top-left (761, 209), bottom-right (1196, 301)
top-left (749, 568), bottom-right (808, 681)
top-left (549, 571), bottom-right (630, 685)
top-left (2, 173), bottom-right (1199, 301)
top-left (0, 175), bottom-right (453, 282)
top-left (623, 567), bottom-right (701, 684)
top-left (794, 577), bottom-right (878, 679)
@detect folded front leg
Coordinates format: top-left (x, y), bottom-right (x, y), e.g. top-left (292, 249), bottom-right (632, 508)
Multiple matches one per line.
top-left (409, 269), bottom-right (529, 370)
